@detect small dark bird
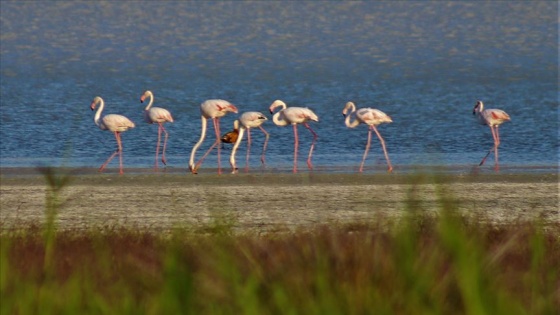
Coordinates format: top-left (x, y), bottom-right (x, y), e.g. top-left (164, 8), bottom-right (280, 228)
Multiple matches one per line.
top-left (220, 120), bottom-right (240, 148)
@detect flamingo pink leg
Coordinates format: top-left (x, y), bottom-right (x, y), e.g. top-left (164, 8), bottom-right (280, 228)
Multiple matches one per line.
top-left (99, 131), bottom-right (123, 174)
top-left (479, 125), bottom-right (501, 171)
top-left (292, 124), bottom-right (299, 173)
top-left (360, 127), bottom-right (373, 173)
top-left (371, 125), bottom-right (393, 173)
top-left (245, 129), bottom-right (252, 172)
top-left (117, 132), bottom-right (124, 175)
top-left (304, 123), bottom-right (318, 171)
top-left (160, 123), bottom-right (169, 166)
top-left (259, 126), bottom-right (269, 166)
top-left (154, 124), bottom-right (162, 170)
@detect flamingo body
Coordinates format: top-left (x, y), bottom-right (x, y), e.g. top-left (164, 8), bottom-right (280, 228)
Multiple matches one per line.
top-left (140, 90), bottom-right (174, 169)
top-left (473, 100), bottom-right (511, 171)
top-left (189, 99), bottom-right (238, 174)
top-left (343, 102), bottom-right (393, 173)
top-left (269, 100), bottom-right (318, 173)
top-left (90, 96), bottom-right (135, 175)
top-left (229, 111), bottom-right (269, 173)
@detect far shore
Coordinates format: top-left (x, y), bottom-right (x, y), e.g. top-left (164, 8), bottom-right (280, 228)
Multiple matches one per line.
top-left (1, 167), bottom-right (558, 233)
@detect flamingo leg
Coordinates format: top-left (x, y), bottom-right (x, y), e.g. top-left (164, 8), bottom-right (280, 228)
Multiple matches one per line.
top-left (371, 125), bottom-right (393, 173)
top-left (214, 118), bottom-right (222, 175)
top-left (195, 142), bottom-right (219, 169)
top-left (245, 128), bottom-right (251, 172)
top-left (117, 132), bottom-right (125, 175)
top-left (259, 126), bottom-right (269, 166)
top-left (304, 123), bottom-right (318, 171)
top-left (360, 128), bottom-right (373, 173)
top-left (154, 123), bottom-right (162, 170)
top-left (478, 126), bottom-right (500, 171)
top-left (494, 126), bottom-right (500, 171)
top-left (161, 123), bottom-right (169, 166)
top-left (99, 131), bottom-right (121, 174)
top-left (292, 124), bottom-right (299, 173)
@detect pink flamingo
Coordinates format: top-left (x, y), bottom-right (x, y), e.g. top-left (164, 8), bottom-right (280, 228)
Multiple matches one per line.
top-left (473, 100), bottom-right (511, 171)
top-left (90, 96), bottom-right (135, 175)
top-left (269, 100), bottom-right (318, 173)
top-left (140, 90), bottom-right (174, 170)
top-left (229, 111), bottom-right (269, 173)
top-left (343, 102), bottom-right (393, 173)
top-left (189, 99), bottom-right (238, 174)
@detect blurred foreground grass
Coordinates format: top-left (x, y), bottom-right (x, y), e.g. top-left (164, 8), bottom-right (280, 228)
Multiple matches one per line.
top-left (0, 169), bottom-right (558, 314)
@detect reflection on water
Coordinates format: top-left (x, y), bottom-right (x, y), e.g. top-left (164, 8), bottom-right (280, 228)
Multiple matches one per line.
top-left (0, 2), bottom-right (558, 171)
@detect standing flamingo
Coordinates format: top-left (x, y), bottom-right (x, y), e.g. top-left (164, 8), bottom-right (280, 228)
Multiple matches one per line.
top-left (269, 100), bottom-right (318, 173)
top-left (189, 99), bottom-right (238, 174)
top-left (342, 102), bottom-right (393, 173)
top-left (473, 100), bottom-right (511, 171)
top-left (90, 96), bottom-right (135, 175)
top-left (229, 111), bottom-right (269, 173)
top-left (140, 90), bottom-right (174, 170)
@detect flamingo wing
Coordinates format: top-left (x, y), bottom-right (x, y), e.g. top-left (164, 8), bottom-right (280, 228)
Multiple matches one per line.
top-left (284, 107), bottom-right (318, 123)
top-left (148, 107), bottom-right (174, 123)
top-left (240, 111), bottom-right (268, 128)
top-left (102, 114), bottom-right (135, 132)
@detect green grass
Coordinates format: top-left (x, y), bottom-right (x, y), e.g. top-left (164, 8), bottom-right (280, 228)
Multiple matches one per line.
top-left (1, 170), bottom-right (559, 314)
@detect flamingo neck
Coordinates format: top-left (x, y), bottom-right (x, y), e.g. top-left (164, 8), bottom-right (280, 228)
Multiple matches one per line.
top-left (343, 102), bottom-right (356, 116)
top-left (344, 113), bottom-right (361, 128)
top-left (94, 98), bottom-right (104, 126)
top-left (144, 92), bottom-right (154, 111)
top-left (343, 102), bottom-right (360, 128)
top-left (189, 116), bottom-right (207, 168)
top-left (270, 101), bottom-right (287, 113)
top-left (229, 127), bottom-right (246, 171)
top-left (272, 111), bottom-right (289, 127)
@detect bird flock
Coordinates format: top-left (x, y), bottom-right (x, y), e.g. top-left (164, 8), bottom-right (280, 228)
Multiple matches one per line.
top-left (90, 92), bottom-right (511, 175)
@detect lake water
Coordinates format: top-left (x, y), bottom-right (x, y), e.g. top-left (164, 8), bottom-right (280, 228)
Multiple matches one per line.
top-left (1, 2), bottom-right (558, 174)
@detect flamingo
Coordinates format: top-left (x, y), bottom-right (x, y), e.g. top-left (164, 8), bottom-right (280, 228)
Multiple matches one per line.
top-left (473, 100), bottom-right (511, 171)
top-left (221, 120), bottom-right (240, 148)
top-left (269, 100), bottom-right (318, 173)
top-left (189, 99), bottom-right (238, 174)
top-left (140, 90), bottom-right (174, 170)
top-left (90, 96), bottom-right (135, 175)
top-left (229, 111), bottom-right (269, 173)
top-left (342, 102), bottom-right (393, 173)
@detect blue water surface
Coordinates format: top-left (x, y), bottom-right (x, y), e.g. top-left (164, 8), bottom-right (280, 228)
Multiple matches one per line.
top-left (1, 1), bottom-right (558, 173)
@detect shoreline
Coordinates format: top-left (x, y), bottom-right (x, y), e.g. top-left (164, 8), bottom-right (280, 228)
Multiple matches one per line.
top-left (1, 168), bottom-right (558, 233)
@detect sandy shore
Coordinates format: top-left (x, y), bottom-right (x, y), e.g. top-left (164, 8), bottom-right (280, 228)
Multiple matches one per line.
top-left (1, 168), bottom-right (558, 233)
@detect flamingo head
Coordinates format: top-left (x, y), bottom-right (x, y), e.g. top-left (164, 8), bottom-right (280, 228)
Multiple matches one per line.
top-left (223, 103), bottom-right (238, 114)
top-left (90, 96), bottom-right (103, 111)
top-left (473, 100), bottom-right (483, 115)
top-left (269, 100), bottom-right (286, 114)
top-left (140, 90), bottom-right (152, 103)
top-left (342, 102), bottom-right (356, 117)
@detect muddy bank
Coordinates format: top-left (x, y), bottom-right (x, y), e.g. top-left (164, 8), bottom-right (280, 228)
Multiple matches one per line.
top-left (1, 171), bottom-right (558, 233)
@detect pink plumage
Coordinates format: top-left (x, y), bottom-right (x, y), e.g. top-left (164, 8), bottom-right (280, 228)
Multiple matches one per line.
top-left (473, 100), bottom-right (511, 171)
top-left (229, 111), bottom-right (269, 173)
top-left (269, 100), bottom-right (318, 173)
top-left (189, 99), bottom-right (238, 174)
top-left (343, 102), bottom-right (393, 173)
top-left (140, 90), bottom-right (174, 170)
top-left (90, 96), bottom-right (135, 175)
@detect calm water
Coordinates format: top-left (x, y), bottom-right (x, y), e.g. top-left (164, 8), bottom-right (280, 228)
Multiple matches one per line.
top-left (1, 2), bottom-right (558, 173)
